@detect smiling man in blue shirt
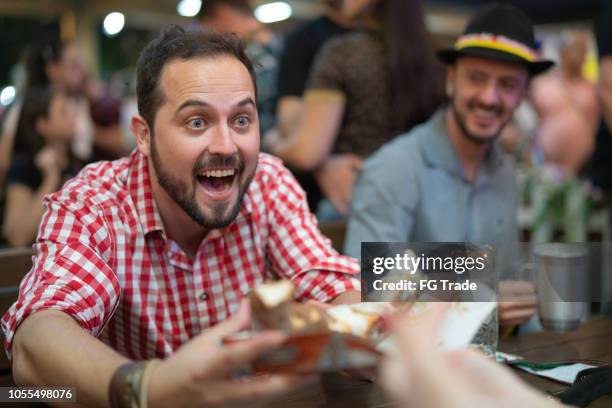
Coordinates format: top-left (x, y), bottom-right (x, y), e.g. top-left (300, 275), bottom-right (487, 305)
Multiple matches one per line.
top-left (345, 4), bottom-right (554, 327)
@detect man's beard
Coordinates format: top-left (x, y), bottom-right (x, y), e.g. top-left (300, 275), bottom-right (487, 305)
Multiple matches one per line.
top-left (150, 138), bottom-right (255, 229)
top-left (451, 99), bottom-right (510, 146)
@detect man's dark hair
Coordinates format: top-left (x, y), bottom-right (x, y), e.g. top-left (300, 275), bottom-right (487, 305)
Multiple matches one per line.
top-left (136, 24), bottom-right (256, 130)
top-left (197, 0), bottom-right (253, 21)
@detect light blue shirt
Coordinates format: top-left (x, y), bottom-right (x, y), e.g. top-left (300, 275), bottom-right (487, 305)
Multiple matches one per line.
top-left (344, 108), bottom-right (520, 278)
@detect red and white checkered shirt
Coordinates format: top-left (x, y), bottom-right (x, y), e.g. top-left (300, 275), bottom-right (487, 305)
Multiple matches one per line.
top-left (2, 151), bottom-right (359, 360)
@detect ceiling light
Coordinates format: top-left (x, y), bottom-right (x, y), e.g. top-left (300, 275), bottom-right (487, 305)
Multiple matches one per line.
top-left (177, 0), bottom-right (202, 17)
top-left (0, 86), bottom-right (16, 106)
top-left (103, 12), bottom-right (125, 37)
top-left (254, 2), bottom-right (292, 24)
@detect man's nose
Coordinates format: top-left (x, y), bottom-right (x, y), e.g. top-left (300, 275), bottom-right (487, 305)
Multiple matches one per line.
top-left (478, 82), bottom-right (501, 107)
top-left (208, 125), bottom-right (238, 156)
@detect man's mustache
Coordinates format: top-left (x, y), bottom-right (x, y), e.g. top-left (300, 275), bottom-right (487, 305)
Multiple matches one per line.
top-left (193, 154), bottom-right (245, 172)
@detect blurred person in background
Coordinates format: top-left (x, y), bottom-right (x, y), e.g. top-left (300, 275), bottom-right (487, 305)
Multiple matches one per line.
top-left (0, 39), bottom-right (126, 188)
top-left (267, 0), bottom-right (445, 220)
top-left (199, 0), bottom-right (282, 134)
top-left (590, 0), bottom-right (612, 315)
top-left (345, 4), bottom-right (555, 327)
top-left (2, 87), bottom-right (77, 247)
top-left (589, 0), bottom-right (612, 196)
top-left (600, 49), bottom-right (612, 136)
top-left (532, 30), bottom-right (599, 176)
top-left (274, 0), bottom-right (353, 211)
top-left (20, 40), bottom-right (92, 162)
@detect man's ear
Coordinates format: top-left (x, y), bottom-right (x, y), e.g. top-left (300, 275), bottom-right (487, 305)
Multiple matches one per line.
top-left (520, 77), bottom-right (531, 100)
top-left (131, 115), bottom-right (152, 157)
top-left (512, 76), bottom-right (531, 110)
top-left (445, 66), bottom-right (456, 99)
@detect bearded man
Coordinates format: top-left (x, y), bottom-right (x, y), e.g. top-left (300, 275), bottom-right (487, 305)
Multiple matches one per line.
top-left (3, 26), bottom-right (359, 407)
top-left (344, 4), bottom-right (554, 328)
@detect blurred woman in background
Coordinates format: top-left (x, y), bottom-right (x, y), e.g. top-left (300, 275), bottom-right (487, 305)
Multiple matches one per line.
top-left (267, 0), bottom-right (445, 220)
top-left (0, 40), bottom-right (90, 183)
top-left (3, 87), bottom-right (77, 247)
top-left (0, 38), bottom-right (126, 189)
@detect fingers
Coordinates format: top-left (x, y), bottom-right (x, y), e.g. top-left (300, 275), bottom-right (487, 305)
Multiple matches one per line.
top-left (210, 373), bottom-right (315, 404)
top-left (391, 303), bottom-right (450, 368)
top-left (207, 299), bottom-right (252, 341)
top-left (211, 331), bottom-right (288, 376)
top-left (379, 354), bottom-right (411, 402)
top-left (343, 154), bottom-right (364, 171)
top-left (338, 169), bottom-right (357, 214)
top-left (317, 154), bottom-right (361, 215)
top-left (338, 186), bottom-right (353, 215)
top-left (499, 298), bottom-right (538, 310)
top-left (328, 178), bottom-right (351, 215)
top-left (380, 304), bottom-right (457, 408)
top-left (500, 312), bottom-right (535, 326)
top-left (499, 301), bottom-right (536, 326)
top-left (329, 194), bottom-right (349, 216)
top-left (448, 349), bottom-right (522, 392)
top-left (499, 280), bottom-right (536, 299)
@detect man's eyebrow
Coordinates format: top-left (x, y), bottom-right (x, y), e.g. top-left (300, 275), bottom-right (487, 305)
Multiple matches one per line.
top-left (237, 97), bottom-right (256, 108)
top-left (175, 97), bottom-right (255, 114)
top-left (176, 99), bottom-right (211, 113)
top-left (466, 68), bottom-right (487, 76)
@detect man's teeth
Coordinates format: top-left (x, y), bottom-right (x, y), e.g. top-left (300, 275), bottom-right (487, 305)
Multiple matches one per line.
top-left (200, 169), bottom-right (236, 178)
top-left (474, 108), bottom-right (497, 118)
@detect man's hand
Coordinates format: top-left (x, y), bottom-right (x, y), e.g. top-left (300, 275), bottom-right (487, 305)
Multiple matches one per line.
top-left (498, 280), bottom-right (537, 327)
top-left (314, 154), bottom-right (363, 216)
top-left (148, 300), bottom-right (311, 407)
top-left (35, 146), bottom-right (64, 179)
top-left (380, 304), bottom-right (562, 408)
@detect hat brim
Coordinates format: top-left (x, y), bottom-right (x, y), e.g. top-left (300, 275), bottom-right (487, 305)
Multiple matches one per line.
top-left (437, 47), bottom-right (554, 76)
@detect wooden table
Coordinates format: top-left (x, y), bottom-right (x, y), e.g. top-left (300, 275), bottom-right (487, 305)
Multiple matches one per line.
top-left (252, 317), bottom-right (612, 407)
top-left (500, 317), bottom-right (612, 408)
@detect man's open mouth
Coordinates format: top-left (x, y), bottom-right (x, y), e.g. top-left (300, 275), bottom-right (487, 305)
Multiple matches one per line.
top-left (196, 168), bottom-right (237, 195)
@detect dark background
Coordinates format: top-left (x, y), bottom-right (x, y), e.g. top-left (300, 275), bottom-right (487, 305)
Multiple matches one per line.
top-left (0, 0), bottom-right (604, 87)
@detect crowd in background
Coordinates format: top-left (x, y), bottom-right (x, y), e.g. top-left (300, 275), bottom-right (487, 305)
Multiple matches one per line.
top-left (0, 0), bottom-right (611, 249)
top-left (1, 2), bottom-right (612, 406)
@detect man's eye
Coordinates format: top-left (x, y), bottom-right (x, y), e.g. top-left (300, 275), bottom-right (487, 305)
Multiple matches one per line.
top-left (234, 116), bottom-right (250, 127)
top-left (468, 73), bottom-right (485, 83)
top-left (500, 80), bottom-right (519, 91)
top-left (187, 118), bottom-right (206, 129)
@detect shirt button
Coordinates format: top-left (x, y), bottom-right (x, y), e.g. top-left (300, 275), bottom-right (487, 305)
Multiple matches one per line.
top-left (199, 292), bottom-right (209, 301)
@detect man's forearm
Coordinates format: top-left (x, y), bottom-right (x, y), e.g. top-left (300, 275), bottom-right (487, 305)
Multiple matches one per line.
top-left (12, 310), bottom-right (129, 407)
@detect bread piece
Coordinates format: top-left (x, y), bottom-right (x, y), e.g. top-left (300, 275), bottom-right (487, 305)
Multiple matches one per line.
top-left (251, 281), bottom-right (328, 333)
top-left (327, 303), bottom-right (395, 340)
top-left (251, 281), bottom-right (295, 330)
